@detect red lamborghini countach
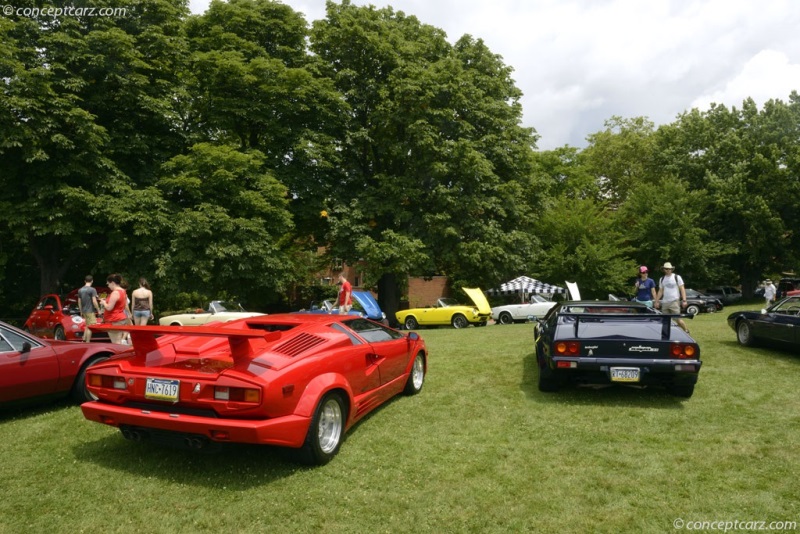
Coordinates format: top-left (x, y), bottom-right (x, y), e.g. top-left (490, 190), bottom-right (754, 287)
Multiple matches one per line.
top-left (81, 314), bottom-right (427, 464)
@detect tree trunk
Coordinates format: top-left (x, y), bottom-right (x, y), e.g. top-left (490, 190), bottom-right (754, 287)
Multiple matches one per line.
top-left (377, 272), bottom-right (401, 328)
top-left (29, 236), bottom-right (78, 296)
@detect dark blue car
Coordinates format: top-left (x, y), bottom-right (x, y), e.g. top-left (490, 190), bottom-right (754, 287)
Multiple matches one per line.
top-left (727, 296), bottom-right (800, 350)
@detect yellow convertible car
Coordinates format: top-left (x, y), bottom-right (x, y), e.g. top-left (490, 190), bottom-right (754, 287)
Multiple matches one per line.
top-left (396, 288), bottom-right (491, 329)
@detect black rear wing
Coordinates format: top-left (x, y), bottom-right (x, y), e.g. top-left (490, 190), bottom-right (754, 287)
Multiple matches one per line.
top-left (556, 312), bottom-right (691, 341)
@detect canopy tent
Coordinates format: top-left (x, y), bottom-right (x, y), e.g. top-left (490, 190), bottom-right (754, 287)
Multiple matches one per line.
top-left (486, 276), bottom-right (566, 300)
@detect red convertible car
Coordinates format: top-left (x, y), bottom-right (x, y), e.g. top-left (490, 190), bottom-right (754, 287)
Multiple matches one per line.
top-left (0, 320), bottom-right (128, 406)
top-left (24, 287), bottom-right (110, 340)
top-left (81, 314), bottom-right (427, 464)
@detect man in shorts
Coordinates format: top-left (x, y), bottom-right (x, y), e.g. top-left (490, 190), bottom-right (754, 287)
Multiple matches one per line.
top-left (77, 275), bottom-right (101, 342)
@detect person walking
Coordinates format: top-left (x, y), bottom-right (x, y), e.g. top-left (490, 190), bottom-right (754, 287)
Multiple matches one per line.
top-left (763, 279), bottom-right (777, 308)
top-left (655, 262), bottom-right (690, 333)
top-left (131, 278), bottom-right (154, 326)
top-left (337, 272), bottom-right (352, 314)
top-left (633, 266), bottom-right (657, 307)
top-left (77, 275), bottom-right (101, 342)
top-left (99, 273), bottom-right (129, 344)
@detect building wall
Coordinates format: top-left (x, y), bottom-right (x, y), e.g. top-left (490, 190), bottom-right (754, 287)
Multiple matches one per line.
top-left (407, 276), bottom-right (450, 308)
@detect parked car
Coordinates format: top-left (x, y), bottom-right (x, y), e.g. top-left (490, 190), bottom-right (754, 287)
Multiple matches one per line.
top-left (23, 286), bottom-right (110, 341)
top-left (0, 320), bottom-right (128, 406)
top-left (81, 314), bottom-right (427, 464)
top-left (492, 294), bottom-right (557, 324)
top-left (777, 277), bottom-right (800, 298)
top-left (295, 290), bottom-right (387, 323)
top-left (704, 286), bottom-right (742, 305)
top-left (684, 289), bottom-right (723, 316)
top-left (158, 301), bottom-right (264, 326)
top-left (395, 288), bottom-right (491, 330)
top-left (727, 296), bottom-right (800, 350)
top-left (534, 301), bottom-right (701, 398)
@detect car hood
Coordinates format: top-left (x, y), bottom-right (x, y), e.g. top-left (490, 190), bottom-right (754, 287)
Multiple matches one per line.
top-left (352, 291), bottom-right (384, 320)
top-left (462, 288), bottom-right (491, 314)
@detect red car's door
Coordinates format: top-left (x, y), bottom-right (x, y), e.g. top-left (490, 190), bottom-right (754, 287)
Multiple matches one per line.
top-left (0, 326), bottom-right (60, 403)
top-left (343, 319), bottom-right (411, 385)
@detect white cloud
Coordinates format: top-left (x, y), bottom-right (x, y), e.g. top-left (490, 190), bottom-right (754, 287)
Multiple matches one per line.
top-left (188, 0), bottom-right (800, 149)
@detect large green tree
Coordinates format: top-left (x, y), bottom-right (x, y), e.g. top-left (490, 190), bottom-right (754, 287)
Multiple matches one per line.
top-left (312, 1), bottom-right (543, 317)
top-left (0, 0), bottom-right (188, 297)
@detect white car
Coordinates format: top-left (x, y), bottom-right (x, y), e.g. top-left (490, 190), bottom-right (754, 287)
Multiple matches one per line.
top-left (491, 294), bottom-right (557, 325)
top-left (158, 301), bottom-right (265, 326)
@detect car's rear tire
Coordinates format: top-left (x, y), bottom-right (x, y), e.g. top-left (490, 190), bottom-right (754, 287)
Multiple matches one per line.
top-left (404, 316), bottom-right (419, 330)
top-left (299, 392), bottom-right (346, 465)
top-left (537, 359), bottom-right (560, 392)
top-left (451, 314), bottom-right (468, 329)
top-left (736, 320), bottom-right (755, 346)
top-left (498, 312), bottom-right (513, 325)
top-left (403, 352), bottom-right (425, 395)
top-left (54, 325), bottom-right (66, 341)
top-left (71, 355), bottom-right (110, 403)
top-left (668, 384), bottom-right (695, 398)
top-left (686, 304), bottom-right (700, 316)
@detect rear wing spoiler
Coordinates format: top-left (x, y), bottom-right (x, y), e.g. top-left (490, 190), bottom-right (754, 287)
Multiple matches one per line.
top-left (556, 313), bottom-right (692, 340)
top-left (90, 324), bottom-right (280, 362)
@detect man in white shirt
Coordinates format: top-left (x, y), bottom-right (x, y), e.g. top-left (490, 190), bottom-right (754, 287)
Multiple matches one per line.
top-left (763, 279), bottom-right (777, 307)
top-left (655, 262), bottom-right (690, 333)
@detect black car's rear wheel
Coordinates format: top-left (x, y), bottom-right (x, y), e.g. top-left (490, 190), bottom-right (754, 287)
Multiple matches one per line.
top-left (537, 358), bottom-right (560, 393)
top-left (54, 325), bottom-right (66, 341)
top-left (498, 312), bottom-right (513, 325)
top-left (404, 316), bottom-right (419, 330)
top-left (451, 314), bottom-right (468, 329)
top-left (668, 384), bottom-right (695, 398)
top-left (736, 320), bottom-right (755, 346)
top-left (299, 392), bottom-right (346, 465)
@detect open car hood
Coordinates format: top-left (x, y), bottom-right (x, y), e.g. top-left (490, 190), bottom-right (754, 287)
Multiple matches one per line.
top-left (462, 288), bottom-right (491, 314)
top-left (352, 290), bottom-right (384, 320)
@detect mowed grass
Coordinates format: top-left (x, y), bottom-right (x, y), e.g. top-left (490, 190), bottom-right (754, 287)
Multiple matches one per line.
top-left (1, 305), bottom-right (799, 533)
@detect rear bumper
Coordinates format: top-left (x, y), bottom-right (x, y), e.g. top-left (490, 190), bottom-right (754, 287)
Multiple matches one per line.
top-left (550, 357), bottom-right (701, 386)
top-left (81, 401), bottom-right (311, 448)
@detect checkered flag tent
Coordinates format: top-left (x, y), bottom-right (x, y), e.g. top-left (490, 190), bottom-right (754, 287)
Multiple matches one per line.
top-left (486, 276), bottom-right (566, 297)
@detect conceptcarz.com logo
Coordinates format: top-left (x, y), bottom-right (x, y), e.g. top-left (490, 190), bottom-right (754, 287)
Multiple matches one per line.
top-left (1, 5), bottom-right (128, 18)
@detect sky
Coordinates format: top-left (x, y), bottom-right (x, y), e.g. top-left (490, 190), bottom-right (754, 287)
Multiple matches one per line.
top-left (188, 0), bottom-right (800, 150)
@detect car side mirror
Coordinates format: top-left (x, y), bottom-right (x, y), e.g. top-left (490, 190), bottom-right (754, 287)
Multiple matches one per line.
top-left (21, 341), bottom-right (31, 354)
top-left (407, 332), bottom-right (420, 341)
top-left (761, 309), bottom-right (768, 314)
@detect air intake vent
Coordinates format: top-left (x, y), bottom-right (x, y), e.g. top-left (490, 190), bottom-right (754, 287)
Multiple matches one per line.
top-left (273, 333), bottom-right (326, 357)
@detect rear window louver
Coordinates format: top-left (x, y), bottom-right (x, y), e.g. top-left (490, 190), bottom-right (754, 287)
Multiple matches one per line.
top-left (273, 333), bottom-right (326, 357)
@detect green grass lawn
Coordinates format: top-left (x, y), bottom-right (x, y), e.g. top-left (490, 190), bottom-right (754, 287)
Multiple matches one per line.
top-left (1, 305), bottom-right (798, 533)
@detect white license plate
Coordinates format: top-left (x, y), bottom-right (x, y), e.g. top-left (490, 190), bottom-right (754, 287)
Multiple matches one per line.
top-left (145, 378), bottom-right (180, 402)
top-left (610, 367), bottom-right (640, 383)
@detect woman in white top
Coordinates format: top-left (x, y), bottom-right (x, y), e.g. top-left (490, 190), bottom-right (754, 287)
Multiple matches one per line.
top-left (131, 278), bottom-right (154, 326)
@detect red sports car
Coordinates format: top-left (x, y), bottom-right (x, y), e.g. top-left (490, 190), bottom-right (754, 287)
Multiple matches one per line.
top-left (81, 314), bottom-right (427, 464)
top-left (24, 287), bottom-right (110, 341)
top-left (0, 320), bottom-right (129, 406)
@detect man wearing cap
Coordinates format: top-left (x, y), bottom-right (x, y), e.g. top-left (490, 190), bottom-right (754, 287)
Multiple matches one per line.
top-left (763, 279), bottom-right (777, 307)
top-left (655, 262), bottom-right (690, 333)
top-left (633, 266), bottom-right (657, 307)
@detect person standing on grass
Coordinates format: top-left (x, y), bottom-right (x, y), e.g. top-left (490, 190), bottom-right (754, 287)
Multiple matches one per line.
top-left (99, 273), bottom-right (128, 345)
top-left (633, 266), bottom-right (657, 308)
top-left (77, 275), bottom-right (101, 343)
top-left (131, 278), bottom-right (154, 326)
top-left (764, 279), bottom-right (777, 308)
top-left (655, 262), bottom-right (690, 333)
top-left (337, 272), bottom-right (352, 314)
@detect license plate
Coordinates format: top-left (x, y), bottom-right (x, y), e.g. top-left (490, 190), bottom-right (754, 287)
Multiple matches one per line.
top-left (610, 367), bottom-right (640, 382)
top-left (145, 378), bottom-right (180, 402)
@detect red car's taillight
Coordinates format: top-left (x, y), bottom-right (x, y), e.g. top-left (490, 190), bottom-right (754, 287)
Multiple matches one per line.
top-left (214, 386), bottom-right (260, 403)
top-left (89, 374), bottom-right (127, 390)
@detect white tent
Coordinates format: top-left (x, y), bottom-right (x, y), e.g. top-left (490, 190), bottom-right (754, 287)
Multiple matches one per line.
top-left (486, 276), bottom-right (566, 300)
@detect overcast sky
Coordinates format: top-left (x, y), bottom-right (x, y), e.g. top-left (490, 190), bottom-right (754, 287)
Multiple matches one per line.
top-left (188, 0), bottom-right (800, 150)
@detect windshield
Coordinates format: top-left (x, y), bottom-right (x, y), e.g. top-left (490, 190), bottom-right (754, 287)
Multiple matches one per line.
top-left (437, 298), bottom-right (459, 308)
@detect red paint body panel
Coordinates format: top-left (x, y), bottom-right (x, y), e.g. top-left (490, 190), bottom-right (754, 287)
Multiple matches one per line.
top-left (0, 320), bottom-right (128, 405)
top-left (81, 314), bottom-right (427, 449)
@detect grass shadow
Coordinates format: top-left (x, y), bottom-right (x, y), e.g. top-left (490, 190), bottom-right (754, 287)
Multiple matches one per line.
top-left (0, 397), bottom-right (72, 422)
top-left (520, 351), bottom-right (686, 409)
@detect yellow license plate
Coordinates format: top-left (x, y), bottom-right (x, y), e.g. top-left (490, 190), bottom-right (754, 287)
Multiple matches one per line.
top-left (610, 367), bottom-right (640, 382)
